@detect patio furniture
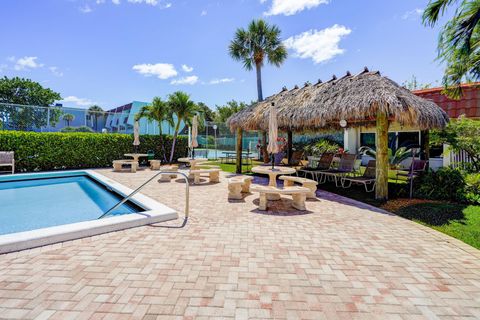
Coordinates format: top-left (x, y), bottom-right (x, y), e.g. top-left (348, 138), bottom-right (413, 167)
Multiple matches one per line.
top-left (250, 185), bottom-right (310, 211)
top-left (228, 176), bottom-right (254, 199)
top-left (316, 153), bottom-right (357, 186)
top-left (273, 151), bottom-right (286, 166)
top-left (113, 160), bottom-right (138, 173)
top-left (282, 150), bottom-right (305, 166)
top-left (0, 152), bottom-right (14, 174)
top-left (149, 159), bottom-right (161, 170)
top-left (159, 165), bottom-right (179, 182)
top-left (177, 157), bottom-right (208, 170)
top-left (396, 159), bottom-right (428, 182)
top-left (279, 175), bottom-right (317, 199)
top-left (189, 168), bottom-right (220, 184)
top-left (341, 160), bottom-right (376, 192)
top-left (124, 153), bottom-right (149, 163)
top-left (251, 165), bottom-right (296, 200)
top-left (297, 152), bottom-right (334, 179)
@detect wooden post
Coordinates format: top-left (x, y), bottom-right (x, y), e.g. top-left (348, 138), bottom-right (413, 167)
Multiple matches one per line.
top-left (236, 128), bottom-right (243, 174)
top-left (421, 130), bottom-right (430, 170)
top-left (261, 131), bottom-right (267, 161)
top-left (287, 130), bottom-right (293, 164)
top-left (375, 110), bottom-right (389, 201)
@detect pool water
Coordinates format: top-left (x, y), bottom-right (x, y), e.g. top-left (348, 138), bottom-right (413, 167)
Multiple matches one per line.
top-left (0, 175), bottom-right (141, 235)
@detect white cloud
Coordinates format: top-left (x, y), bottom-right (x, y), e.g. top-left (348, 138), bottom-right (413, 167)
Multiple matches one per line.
top-left (182, 64), bottom-right (193, 73)
top-left (208, 78), bottom-right (235, 85)
top-left (127, 0), bottom-right (158, 5)
top-left (79, 4), bottom-right (93, 13)
top-left (61, 96), bottom-right (97, 107)
top-left (49, 66), bottom-right (63, 77)
top-left (402, 8), bottom-right (423, 20)
top-left (132, 63), bottom-right (177, 79)
top-left (170, 75), bottom-right (199, 85)
top-left (201, 9), bottom-right (207, 16)
top-left (96, 0), bottom-right (106, 3)
top-left (112, 0), bottom-right (120, 4)
top-left (13, 56), bottom-right (44, 71)
top-left (162, 2), bottom-right (172, 9)
top-left (264, 0), bottom-right (328, 16)
top-left (284, 25), bottom-right (351, 64)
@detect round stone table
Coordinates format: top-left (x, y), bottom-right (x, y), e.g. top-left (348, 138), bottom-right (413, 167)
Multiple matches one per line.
top-left (251, 166), bottom-right (296, 200)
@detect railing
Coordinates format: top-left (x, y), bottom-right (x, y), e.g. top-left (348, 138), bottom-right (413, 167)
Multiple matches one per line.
top-left (449, 149), bottom-right (473, 170)
top-left (98, 171), bottom-right (189, 219)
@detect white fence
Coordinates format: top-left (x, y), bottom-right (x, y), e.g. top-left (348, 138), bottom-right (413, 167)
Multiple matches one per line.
top-left (443, 145), bottom-right (474, 170)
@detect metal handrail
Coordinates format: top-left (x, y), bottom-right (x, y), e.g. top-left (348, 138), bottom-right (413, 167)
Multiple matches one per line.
top-left (98, 171), bottom-right (189, 219)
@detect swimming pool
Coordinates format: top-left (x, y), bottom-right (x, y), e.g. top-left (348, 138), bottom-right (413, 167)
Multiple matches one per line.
top-left (0, 170), bottom-right (177, 254)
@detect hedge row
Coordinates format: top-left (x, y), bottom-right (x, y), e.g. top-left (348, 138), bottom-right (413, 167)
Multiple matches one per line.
top-left (0, 131), bottom-right (188, 172)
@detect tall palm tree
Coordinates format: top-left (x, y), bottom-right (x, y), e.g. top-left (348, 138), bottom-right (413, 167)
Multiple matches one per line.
top-left (229, 19), bottom-right (288, 102)
top-left (167, 91), bottom-right (199, 163)
top-left (62, 113), bottom-right (75, 127)
top-left (135, 97), bottom-right (173, 162)
top-left (88, 105), bottom-right (104, 131)
top-left (423, 0), bottom-right (480, 97)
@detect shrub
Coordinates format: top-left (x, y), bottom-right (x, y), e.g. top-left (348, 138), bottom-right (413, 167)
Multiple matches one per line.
top-left (0, 131), bottom-right (187, 172)
top-left (60, 126), bottom-right (94, 133)
top-left (414, 167), bottom-right (466, 202)
top-left (465, 173), bottom-right (480, 204)
top-left (303, 139), bottom-right (341, 157)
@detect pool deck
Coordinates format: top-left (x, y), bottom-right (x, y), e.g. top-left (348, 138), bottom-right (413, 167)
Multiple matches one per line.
top-left (0, 168), bottom-right (479, 319)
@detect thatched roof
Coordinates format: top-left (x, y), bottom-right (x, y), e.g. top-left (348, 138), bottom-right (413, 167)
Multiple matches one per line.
top-left (228, 68), bottom-right (449, 132)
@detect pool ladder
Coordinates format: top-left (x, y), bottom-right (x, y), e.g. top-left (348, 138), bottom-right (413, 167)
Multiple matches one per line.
top-left (98, 171), bottom-right (190, 219)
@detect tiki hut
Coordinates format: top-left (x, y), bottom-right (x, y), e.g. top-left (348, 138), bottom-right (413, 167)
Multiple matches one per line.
top-left (228, 67), bottom-right (449, 200)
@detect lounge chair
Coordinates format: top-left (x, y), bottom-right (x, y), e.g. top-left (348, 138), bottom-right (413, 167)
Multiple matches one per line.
top-left (396, 159), bottom-right (427, 182)
top-left (282, 150), bottom-right (305, 166)
top-left (316, 153), bottom-right (357, 186)
top-left (0, 152), bottom-right (14, 174)
top-left (341, 160), bottom-right (376, 192)
top-left (297, 152), bottom-right (334, 179)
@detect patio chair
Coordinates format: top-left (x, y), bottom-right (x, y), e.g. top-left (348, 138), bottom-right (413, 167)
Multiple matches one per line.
top-left (297, 152), bottom-right (334, 179)
top-left (341, 160), bottom-right (376, 192)
top-left (0, 152), bottom-right (14, 174)
top-left (316, 153), bottom-right (357, 186)
top-left (282, 150), bottom-right (304, 166)
top-left (396, 159), bottom-right (427, 182)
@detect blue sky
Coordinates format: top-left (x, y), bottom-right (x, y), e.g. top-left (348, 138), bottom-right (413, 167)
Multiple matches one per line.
top-left (0, 0), bottom-right (450, 110)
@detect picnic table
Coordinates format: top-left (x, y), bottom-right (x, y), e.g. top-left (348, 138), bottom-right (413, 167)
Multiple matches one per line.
top-left (251, 166), bottom-right (296, 200)
top-left (124, 153), bottom-right (149, 162)
top-left (177, 157), bottom-right (208, 170)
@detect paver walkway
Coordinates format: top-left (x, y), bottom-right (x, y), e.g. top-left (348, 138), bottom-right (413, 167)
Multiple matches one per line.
top-left (0, 169), bottom-right (479, 320)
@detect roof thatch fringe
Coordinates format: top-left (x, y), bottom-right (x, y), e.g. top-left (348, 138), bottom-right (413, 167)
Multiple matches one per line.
top-left (228, 68), bottom-right (449, 132)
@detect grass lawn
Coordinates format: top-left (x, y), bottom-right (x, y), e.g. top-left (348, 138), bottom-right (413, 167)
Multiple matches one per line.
top-left (382, 200), bottom-right (480, 250)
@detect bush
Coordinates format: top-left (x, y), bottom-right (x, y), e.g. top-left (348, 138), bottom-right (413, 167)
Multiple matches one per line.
top-left (0, 131), bottom-right (188, 172)
top-left (465, 173), bottom-right (480, 204)
top-left (414, 167), bottom-right (466, 202)
top-left (60, 126), bottom-right (94, 133)
top-left (303, 139), bottom-right (341, 157)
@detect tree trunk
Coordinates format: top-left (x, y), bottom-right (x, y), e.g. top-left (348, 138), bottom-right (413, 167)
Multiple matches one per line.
top-left (255, 63), bottom-right (263, 102)
top-left (236, 128), bottom-right (243, 174)
top-left (375, 110), bottom-right (389, 201)
top-left (169, 121), bottom-right (181, 164)
top-left (159, 123), bottom-right (167, 163)
top-left (287, 130), bottom-right (293, 164)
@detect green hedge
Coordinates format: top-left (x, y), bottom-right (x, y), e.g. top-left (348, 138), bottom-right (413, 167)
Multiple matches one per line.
top-left (0, 131), bottom-right (188, 172)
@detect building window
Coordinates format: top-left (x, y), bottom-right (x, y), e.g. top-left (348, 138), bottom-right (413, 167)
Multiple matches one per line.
top-left (397, 132), bottom-right (420, 149)
top-left (360, 132), bottom-right (397, 150)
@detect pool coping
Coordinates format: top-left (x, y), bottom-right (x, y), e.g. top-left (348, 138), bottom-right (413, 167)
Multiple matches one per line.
top-left (0, 170), bottom-right (178, 254)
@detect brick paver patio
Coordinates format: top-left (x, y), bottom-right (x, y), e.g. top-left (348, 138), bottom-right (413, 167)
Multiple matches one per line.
top-left (0, 169), bottom-right (479, 319)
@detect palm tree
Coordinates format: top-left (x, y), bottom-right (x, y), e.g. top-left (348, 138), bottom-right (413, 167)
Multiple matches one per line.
top-left (88, 105), bottom-right (104, 131)
top-left (135, 97), bottom-right (173, 162)
top-left (167, 91), bottom-right (200, 163)
top-left (62, 113), bottom-right (75, 127)
top-left (423, 0), bottom-right (480, 97)
top-left (229, 19), bottom-right (288, 102)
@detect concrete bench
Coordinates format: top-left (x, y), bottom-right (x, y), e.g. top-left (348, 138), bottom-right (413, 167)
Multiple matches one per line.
top-left (189, 169), bottom-right (221, 184)
top-left (250, 185), bottom-right (310, 211)
top-left (228, 176), bottom-right (254, 200)
top-left (279, 175), bottom-right (318, 199)
top-left (113, 160), bottom-right (138, 173)
top-left (159, 165), bottom-right (179, 182)
top-left (149, 159), bottom-right (162, 170)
